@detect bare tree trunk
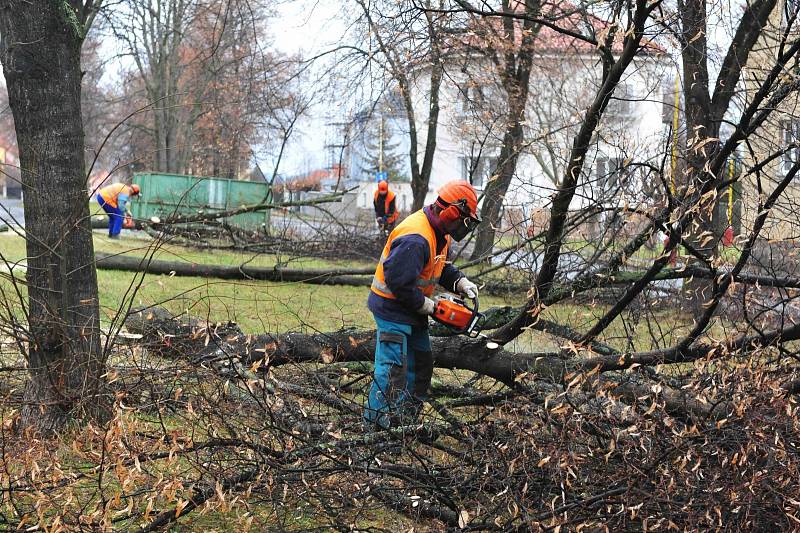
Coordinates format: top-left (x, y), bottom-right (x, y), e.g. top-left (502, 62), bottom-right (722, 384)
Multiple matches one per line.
top-left (470, 102), bottom-right (528, 260)
top-left (0, 0), bottom-right (105, 432)
top-left (410, 5), bottom-right (445, 210)
top-left (355, 0), bottom-right (445, 212)
top-left (470, 0), bottom-right (539, 260)
top-left (410, 58), bottom-right (443, 211)
top-left (679, 0), bottom-right (722, 312)
top-left (493, 0), bottom-right (656, 344)
top-left (678, 0), bottom-right (777, 314)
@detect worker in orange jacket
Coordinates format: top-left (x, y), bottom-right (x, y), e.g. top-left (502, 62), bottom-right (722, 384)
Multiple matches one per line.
top-left (373, 180), bottom-right (399, 232)
top-left (96, 183), bottom-right (140, 238)
top-left (365, 180), bottom-right (481, 428)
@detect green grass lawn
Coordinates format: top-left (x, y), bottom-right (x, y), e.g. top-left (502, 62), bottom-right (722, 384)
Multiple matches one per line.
top-left (0, 232), bottom-right (520, 333)
top-left (0, 229), bottom-right (705, 351)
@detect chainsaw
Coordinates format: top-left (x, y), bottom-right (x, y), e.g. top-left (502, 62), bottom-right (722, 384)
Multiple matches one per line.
top-left (432, 293), bottom-right (486, 338)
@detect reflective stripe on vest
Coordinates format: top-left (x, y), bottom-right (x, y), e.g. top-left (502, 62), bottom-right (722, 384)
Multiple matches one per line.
top-left (370, 256), bottom-right (441, 294)
top-left (370, 209), bottom-right (449, 300)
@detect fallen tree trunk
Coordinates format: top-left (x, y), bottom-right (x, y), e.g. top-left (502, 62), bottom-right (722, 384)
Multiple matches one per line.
top-left (124, 307), bottom-right (566, 386)
top-left (159, 189), bottom-right (353, 225)
top-left (126, 306), bottom-right (798, 384)
top-left (90, 215), bottom-right (148, 231)
top-left (124, 307), bottom-right (799, 422)
top-left (96, 252), bottom-right (374, 286)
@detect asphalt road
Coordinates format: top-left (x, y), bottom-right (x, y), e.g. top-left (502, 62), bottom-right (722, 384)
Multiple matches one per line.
top-left (0, 199), bottom-right (24, 227)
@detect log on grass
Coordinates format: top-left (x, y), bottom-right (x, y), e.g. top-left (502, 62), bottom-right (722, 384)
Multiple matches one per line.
top-left (124, 307), bottom-right (566, 386)
top-left (96, 252), bottom-right (374, 286)
top-left (123, 307), bottom-right (733, 420)
top-left (91, 215), bottom-right (108, 229)
top-left (91, 215), bottom-right (146, 230)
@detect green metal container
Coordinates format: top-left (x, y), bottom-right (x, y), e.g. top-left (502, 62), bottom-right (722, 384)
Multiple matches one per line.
top-left (129, 172), bottom-right (272, 230)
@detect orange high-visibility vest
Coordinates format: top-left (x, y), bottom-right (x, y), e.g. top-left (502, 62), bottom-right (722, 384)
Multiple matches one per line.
top-left (371, 209), bottom-right (450, 299)
top-left (98, 183), bottom-right (133, 208)
top-left (374, 190), bottom-right (399, 223)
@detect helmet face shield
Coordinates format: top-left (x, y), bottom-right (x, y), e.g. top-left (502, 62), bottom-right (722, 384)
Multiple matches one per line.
top-left (449, 213), bottom-right (481, 242)
top-left (439, 196), bottom-right (481, 241)
top-left (449, 222), bottom-right (471, 242)
top-left (463, 215), bottom-right (481, 232)
top-left (452, 198), bottom-right (480, 222)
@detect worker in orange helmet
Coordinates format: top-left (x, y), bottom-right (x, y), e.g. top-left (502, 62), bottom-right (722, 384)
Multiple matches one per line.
top-left (96, 183), bottom-right (140, 239)
top-left (365, 180), bottom-right (481, 428)
top-left (373, 180), bottom-right (399, 233)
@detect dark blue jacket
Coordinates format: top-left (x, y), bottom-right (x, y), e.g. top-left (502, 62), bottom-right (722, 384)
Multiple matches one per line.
top-left (368, 207), bottom-right (464, 326)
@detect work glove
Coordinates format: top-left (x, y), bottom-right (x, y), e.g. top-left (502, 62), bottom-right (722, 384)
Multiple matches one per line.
top-left (456, 277), bottom-right (478, 299)
top-left (376, 217), bottom-right (383, 226)
top-left (417, 297), bottom-right (436, 316)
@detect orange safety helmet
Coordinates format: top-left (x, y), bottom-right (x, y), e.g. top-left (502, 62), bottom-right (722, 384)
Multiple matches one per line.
top-left (377, 180), bottom-right (389, 193)
top-left (436, 180), bottom-right (480, 222)
top-left (130, 184), bottom-right (141, 195)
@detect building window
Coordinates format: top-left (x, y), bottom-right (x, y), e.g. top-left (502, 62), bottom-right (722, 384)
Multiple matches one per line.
top-left (596, 157), bottom-right (624, 197)
top-left (458, 82), bottom-right (485, 113)
top-left (607, 83), bottom-right (636, 121)
top-left (460, 155), bottom-right (498, 188)
top-left (781, 119), bottom-right (800, 175)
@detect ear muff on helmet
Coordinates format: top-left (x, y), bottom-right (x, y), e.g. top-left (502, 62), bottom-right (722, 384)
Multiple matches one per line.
top-left (436, 197), bottom-right (468, 223)
top-left (436, 197), bottom-right (471, 222)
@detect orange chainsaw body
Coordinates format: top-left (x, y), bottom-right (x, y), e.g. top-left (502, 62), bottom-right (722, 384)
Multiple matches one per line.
top-left (434, 297), bottom-right (473, 329)
top-left (432, 294), bottom-right (485, 337)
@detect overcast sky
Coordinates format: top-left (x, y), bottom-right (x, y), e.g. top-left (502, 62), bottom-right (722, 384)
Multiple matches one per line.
top-left (86, 1), bottom-right (745, 179)
top-left (268, 1), bottom-right (348, 177)
top-left (264, 0), bottom-right (743, 178)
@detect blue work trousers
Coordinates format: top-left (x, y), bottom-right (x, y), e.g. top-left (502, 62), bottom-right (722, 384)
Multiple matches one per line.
top-left (97, 194), bottom-right (124, 237)
top-left (365, 314), bottom-right (434, 428)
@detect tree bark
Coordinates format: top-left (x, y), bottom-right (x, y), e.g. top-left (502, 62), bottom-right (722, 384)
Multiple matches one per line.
top-left (470, 0), bottom-right (539, 260)
top-left (124, 306), bottom-right (768, 422)
top-left (678, 0), bottom-right (778, 313)
top-left (679, 0), bottom-right (721, 313)
top-left (0, 1), bottom-right (105, 431)
top-left (95, 252), bottom-right (375, 285)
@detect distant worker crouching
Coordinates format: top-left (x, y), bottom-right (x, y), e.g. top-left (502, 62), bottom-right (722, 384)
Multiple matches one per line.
top-left (365, 180), bottom-right (481, 428)
top-left (97, 183), bottom-right (140, 239)
top-left (374, 180), bottom-right (399, 233)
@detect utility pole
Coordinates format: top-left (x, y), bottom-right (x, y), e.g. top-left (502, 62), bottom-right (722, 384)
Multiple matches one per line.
top-left (324, 116), bottom-right (350, 191)
top-left (378, 118), bottom-right (384, 173)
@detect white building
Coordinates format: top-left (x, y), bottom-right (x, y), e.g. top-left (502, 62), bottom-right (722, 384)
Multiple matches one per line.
top-left (355, 181), bottom-right (414, 212)
top-left (349, 8), bottom-right (675, 225)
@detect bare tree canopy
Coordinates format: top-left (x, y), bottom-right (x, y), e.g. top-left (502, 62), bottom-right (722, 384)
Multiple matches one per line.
top-left (1, 0), bottom-right (800, 530)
